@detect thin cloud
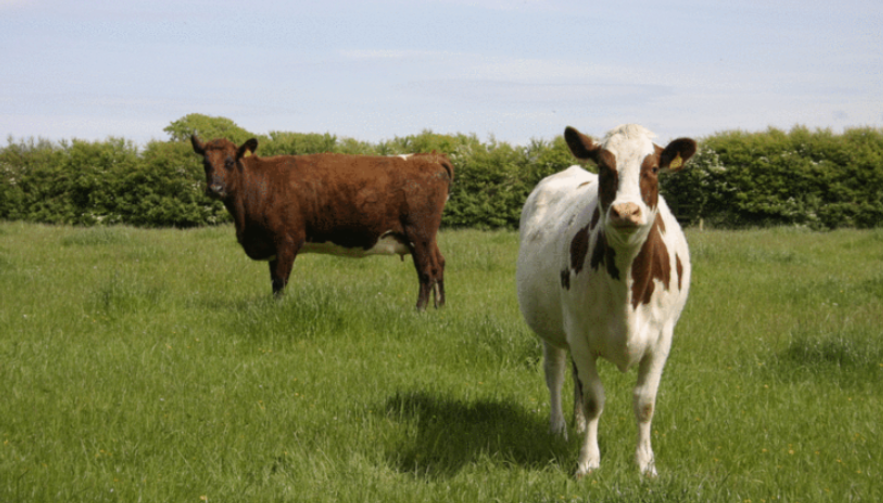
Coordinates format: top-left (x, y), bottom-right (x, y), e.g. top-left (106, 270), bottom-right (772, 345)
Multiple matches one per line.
top-left (0, 0), bottom-right (36, 9)
top-left (339, 49), bottom-right (452, 60)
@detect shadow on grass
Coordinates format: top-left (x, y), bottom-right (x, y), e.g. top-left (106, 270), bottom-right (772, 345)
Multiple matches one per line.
top-left (380, 390), bottom-right (571, 478)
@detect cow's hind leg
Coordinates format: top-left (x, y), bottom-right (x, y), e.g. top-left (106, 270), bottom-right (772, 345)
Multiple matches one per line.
top-left (406, 238), bottom-right (436, 311)
top-left (543, 342), bottom-right (568, 439)
top-left (572, 359), bottom-right (587, 434)
top-left (432, 242), bottom-right (446, 308)
top-left (404, 223), bottom-right (445, 310)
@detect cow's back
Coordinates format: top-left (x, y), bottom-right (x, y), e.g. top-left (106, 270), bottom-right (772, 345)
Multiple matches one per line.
top-left (517, 165), bottom-right (596, 347)
top-left (282, 152), bottom-right (449, 201)
top-left (262, 153), bottom-right (452, 242)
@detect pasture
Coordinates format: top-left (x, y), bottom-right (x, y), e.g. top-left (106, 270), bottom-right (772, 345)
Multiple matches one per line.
top-left (1, 221), bottom-right (880, 502)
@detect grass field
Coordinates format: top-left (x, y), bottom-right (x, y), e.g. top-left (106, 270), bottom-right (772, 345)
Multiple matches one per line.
top-left (1, 221), bottom-right (881, 502)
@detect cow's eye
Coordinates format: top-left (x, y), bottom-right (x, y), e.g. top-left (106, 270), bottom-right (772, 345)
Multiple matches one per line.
top-left (651, 166), bottom-right (659, 175)
top-left (224, 157), bottom-right (235, 169)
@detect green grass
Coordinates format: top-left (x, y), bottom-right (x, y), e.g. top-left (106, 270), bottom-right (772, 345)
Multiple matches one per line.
top-left (1, 222), bottom-right (881, 502)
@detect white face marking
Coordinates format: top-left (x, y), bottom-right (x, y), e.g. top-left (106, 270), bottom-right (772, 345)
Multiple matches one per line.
top-left (397, 154), bottom-right (414, 161)
top-left (601, 125), bottom-right (658, 228)
top-left (300, 234), bottom-right (411, 258)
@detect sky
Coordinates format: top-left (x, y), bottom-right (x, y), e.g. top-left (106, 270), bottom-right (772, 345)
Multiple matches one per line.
top-left (2, 0), bottom-right (882, 146)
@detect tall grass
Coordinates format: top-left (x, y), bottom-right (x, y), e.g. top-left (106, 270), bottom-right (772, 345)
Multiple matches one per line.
top-left (1, 222), bottom-right (880, 502)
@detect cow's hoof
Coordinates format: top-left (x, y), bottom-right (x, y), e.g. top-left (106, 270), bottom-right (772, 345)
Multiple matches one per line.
top-left (575, 467), bottom-right (597, 480)
top-left (640, 464), bottom-right (658, 478)
top-left (575, 459), bottom-right (600, 479)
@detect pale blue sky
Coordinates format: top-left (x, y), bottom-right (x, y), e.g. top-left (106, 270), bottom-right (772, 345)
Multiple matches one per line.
top-left (2, 0), bottom-right (881, 145)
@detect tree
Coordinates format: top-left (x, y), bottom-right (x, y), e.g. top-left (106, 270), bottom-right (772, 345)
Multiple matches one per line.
top-left (164, 114), bottom-right (254, 144)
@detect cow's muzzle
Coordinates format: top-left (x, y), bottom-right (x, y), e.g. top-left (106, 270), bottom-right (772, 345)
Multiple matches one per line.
top-left (609, 202), bottom-right (642, 229)
top-left (206, 184), bottom-right (226, 199)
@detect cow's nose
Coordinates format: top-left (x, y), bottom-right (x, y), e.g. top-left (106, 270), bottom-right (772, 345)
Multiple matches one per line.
top-left (610, 202), bottom-right (642, 226)
top-left (207, 184), bottom-right (226, 198)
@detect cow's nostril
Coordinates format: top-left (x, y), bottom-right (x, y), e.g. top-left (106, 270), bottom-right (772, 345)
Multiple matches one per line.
top-left (207, 184), bottom-right (226, 198)
top-left (612, 203), bottom-right (640, 218)
top-left (610, 203), bottom-right (642, 227)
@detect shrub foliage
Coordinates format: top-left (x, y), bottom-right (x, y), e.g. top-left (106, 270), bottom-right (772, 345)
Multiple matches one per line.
top-left (2, 115), bottom-right (882, 229)
top-left (664, 126), bottom-right (883, 229)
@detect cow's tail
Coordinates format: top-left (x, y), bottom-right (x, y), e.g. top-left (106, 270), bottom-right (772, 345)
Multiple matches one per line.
top-left (440, 157), bottom-right (455, 185)
top-left (432, 150), bottom-right (455, 186)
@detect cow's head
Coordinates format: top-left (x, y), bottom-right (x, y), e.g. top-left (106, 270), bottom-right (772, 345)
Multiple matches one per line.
top-left (564, 124), bottom-right (695, 241)
top-left (190, 135), bottom-right (258, 200)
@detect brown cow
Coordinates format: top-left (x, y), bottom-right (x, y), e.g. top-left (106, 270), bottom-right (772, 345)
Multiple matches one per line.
top-left (191, 136), bottom-right (453, 310)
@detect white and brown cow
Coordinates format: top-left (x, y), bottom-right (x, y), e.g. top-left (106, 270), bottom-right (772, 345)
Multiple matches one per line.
top-left (516, 124), bottom-right (696, 477)
top-left (191, 136), bottom-right (453, 310)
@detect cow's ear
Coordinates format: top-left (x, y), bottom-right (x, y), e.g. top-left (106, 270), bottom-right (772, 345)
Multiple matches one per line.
top-left (238, 138), bottom-right (258, 159)
top-left (659, 138), bottom-right (697, 172)
top-left (564, 126), bottom-right (601, 162)
top-left (191, 135), bottom-right (205, 155)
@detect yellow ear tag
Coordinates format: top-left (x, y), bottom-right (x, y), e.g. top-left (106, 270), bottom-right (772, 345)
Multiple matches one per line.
top-left (669, 153), bottom-right (683, 170)
top-left (242, 150), bottom-right (252, 158)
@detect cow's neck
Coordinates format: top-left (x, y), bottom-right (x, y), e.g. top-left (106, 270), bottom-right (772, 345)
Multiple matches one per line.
top-left (224, 197), bottom-right (245, 237)
top-left (593, 224), bottom-right (651, 281)
top-left (223, 168), bottom-right (270, 240)
top-left (222, 196), bottom-right (249, 242)
top-left (626, 214), bottom-right (671, 310)
top-left (595, 213), bottom-right (668, 310)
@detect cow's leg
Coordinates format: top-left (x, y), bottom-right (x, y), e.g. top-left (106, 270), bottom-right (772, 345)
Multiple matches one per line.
top-left (572, 359), bottom-right (587, 434)
top-left (632, 329), bottom-right (672, 477)
top-left (543, 342), bottom-right (568, 439)
top-left (269, 259), bottom-right (282, 297)
top-left (572, 354), bottom-right (604, 477)
top-left (432, 242), bottom-right (446, 308)
top-left (405, 236), bottom-right (436, 311)
top-left (268, 238), bottom-right (300, 298)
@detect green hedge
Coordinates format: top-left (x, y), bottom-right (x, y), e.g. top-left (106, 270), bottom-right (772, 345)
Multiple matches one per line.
top-left (0, 115), bottom-right (577, 229)
top-left (2, 114), bottom-right (882, 229)
top-left (0, 136), bottom-right (228, 227)
top-left (663, 126), bottom-right (883, 229)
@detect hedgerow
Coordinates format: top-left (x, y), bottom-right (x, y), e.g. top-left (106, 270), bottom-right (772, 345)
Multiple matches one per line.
top-left (2, 114), bottom-right (882, 229)
top-left (664, 126), bottom-right (883, 229)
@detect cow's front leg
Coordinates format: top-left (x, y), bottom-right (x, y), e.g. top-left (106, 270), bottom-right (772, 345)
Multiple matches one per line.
top-left (268, 240), bottom-right (299, 298)
top-left (632, 330), bottom-right (672, 477)
top-left (572, 354), bottom-right (604, 478)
